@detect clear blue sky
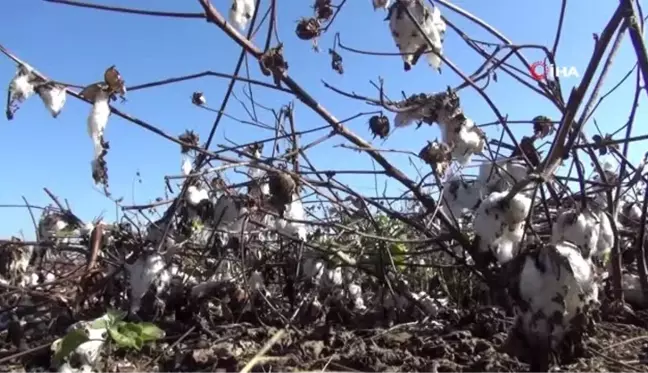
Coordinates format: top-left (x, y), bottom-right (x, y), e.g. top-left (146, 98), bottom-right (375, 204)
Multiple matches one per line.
top-left (1, 0), bottom-right (646, 239)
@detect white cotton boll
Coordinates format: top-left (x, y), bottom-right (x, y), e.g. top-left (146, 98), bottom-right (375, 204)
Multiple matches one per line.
top-left (248, 271), bottom-right (265, 292)
top-left (38, 84), bottom-right (66, 118)
top-left (388, 0), bottom-right (446, 72)
top-left (181, 154), bottom-right (192, 176)
top-left (473, 191), bottom-right (529, 263)
top-left (125, 253), bottom-right (168, 313)
top-left (506, 192), bottom-right (533, 224)
top-left (551, 209), bottom-right (600, 257)
top-left (58, 362), bottom-right (94, 373)
top-left (477, 161), bottom-right (504, 190)
top-left (505, 160), bottom-right (529, 184)
top-left (44, 272), bottom-right (56, 283)
top-left (80, 222), bottom-right (95, 236)
top-left (620, 200), bottom-right (642, 226)
top-left (28, 272), bottom-right (39, 286)
top-left (87, 90), bottom-right (110, 140)
top-left (473, 191), bottom-right (506, 253)
top-left (323, 267), bottom-right (343, 287)
top-left (276, 196), bottom-right (307, 241)
top-left (424, 5), bottom-right (446, 71)
top-left (493, 236), bottom-right (517, 264)
top-left (8, 66), bottom-right (35, 103)
top-left (441, 178), bottom-right (481, 221)
top-left (452, 123), bottom-right (485, 165)
top-left (348, 283), bottom-right (362, 297)
top-left (394, 111), bottom-right (421, 128)
top-left (594, 211), bottom-right (613, 259)
top-left (11, 245), bottom-right (33, 275)
top-left (229, 0), bottom-right (254, 30)
top-left (373, 0), bottom-right (391, 10)
top-left (625, 202), bottom-right (641, 221)
top-left (347, 283), bottom-right (366, 311)
top-left (301, 257), bottom-right (325, 283)
top-left (75, 340), bottom-right (104, 366)
top-left (516, 241), bottom-right (597, 356)
top-left (186, 185), bottom-right (209, 206)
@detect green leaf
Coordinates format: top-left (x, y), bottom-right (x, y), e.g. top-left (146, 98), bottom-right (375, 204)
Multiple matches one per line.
top-left (119, 322), bottom-right (142, 338)
top-left (106, 309), bottom-right (126, 324)
top-left (138, 322), bottom-right (165, 341)
top-left (389, 243), bottom-right (408, 271)
top-left (53, 329), bottom-right (89, 365)
top-left (134, 336), bottom-right (144, 351)
top-left (89, 318), bottom-right (109, 330)
top-left (108, 326), bottom-right (137, 350)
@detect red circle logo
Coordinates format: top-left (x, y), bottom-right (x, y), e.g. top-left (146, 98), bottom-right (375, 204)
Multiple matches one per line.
top-left (529, 61), bottom-right (547, 81)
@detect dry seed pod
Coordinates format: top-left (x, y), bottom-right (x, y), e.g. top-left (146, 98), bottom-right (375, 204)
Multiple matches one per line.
top-left (244, 142), bottom-right (264, 157)
top-left (510, 136), bottom-right (541, 166)
top-left (178, 130), bottom-right (200, 154)
top-left (419, 140), bottom-right (452, 177)
top-left (315, 0), bottom-right (333, 20)
top-left (104, 65), bottom-right (126, 96)
top-left (268, 171), bottom-right (296, 208)
top-left (329, 49), bottom-right (344, 74)
top-left (192, 92), bottom-right (206, 106)
top-left (532, 115), bottom-right (554, 139)
top-left (79, 82), bottom-right (109, 103)
top-left (296, 18), bottom-right (321, 40)
top-left (259, 45), bottom-right (289, 86)
top-left (368, 115), bottom-right (390, 139)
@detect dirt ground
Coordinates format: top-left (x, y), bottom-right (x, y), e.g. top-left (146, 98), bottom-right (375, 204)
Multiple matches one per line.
top-left (3, 302), bottom-right (646, 373)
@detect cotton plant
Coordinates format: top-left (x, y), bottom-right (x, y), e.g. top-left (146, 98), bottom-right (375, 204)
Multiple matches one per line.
top-left (440, 177), bottom-right (482, 224)
top-left (178, 130), bottom-right (200, 177)
top-left (394, 90), bottom-right (486, 166)
top-left (36, 82), bottom-right (67, 118)
top-left (473, 189), bottom-right (533, 264)
top-left (594, 209), bottom-right (614, 261)
top-left (85, 85), bottom-right (111, 187)
top-left (124, 252), bottom-right (171, 314)
top-left (387, 0), bottom-right (446, 72)
top-left (445, 118), bottom-right (486, 165)
top-left (229, 0), bottom-right (255, 30)
top-left (6, 63), bottom-right (39, 120)
top-left (37, 210), bottom-right (89, 248)
top-left (589, 162), bottom-right (618, 207)
top-left (274, 194), bottom-right (308, 241)
top-left (181, 154), bottom-right (192, 176)
top-left (477, 158), bottom-right (532, 195)
top-left (619, 199), bottom-right (642, 226)
top-left (551, 207), bottom-right (601, 261)
top-left (509, 240), bottom-right (598, 371)
top-left (186, 185), bottom-right (210, 207)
